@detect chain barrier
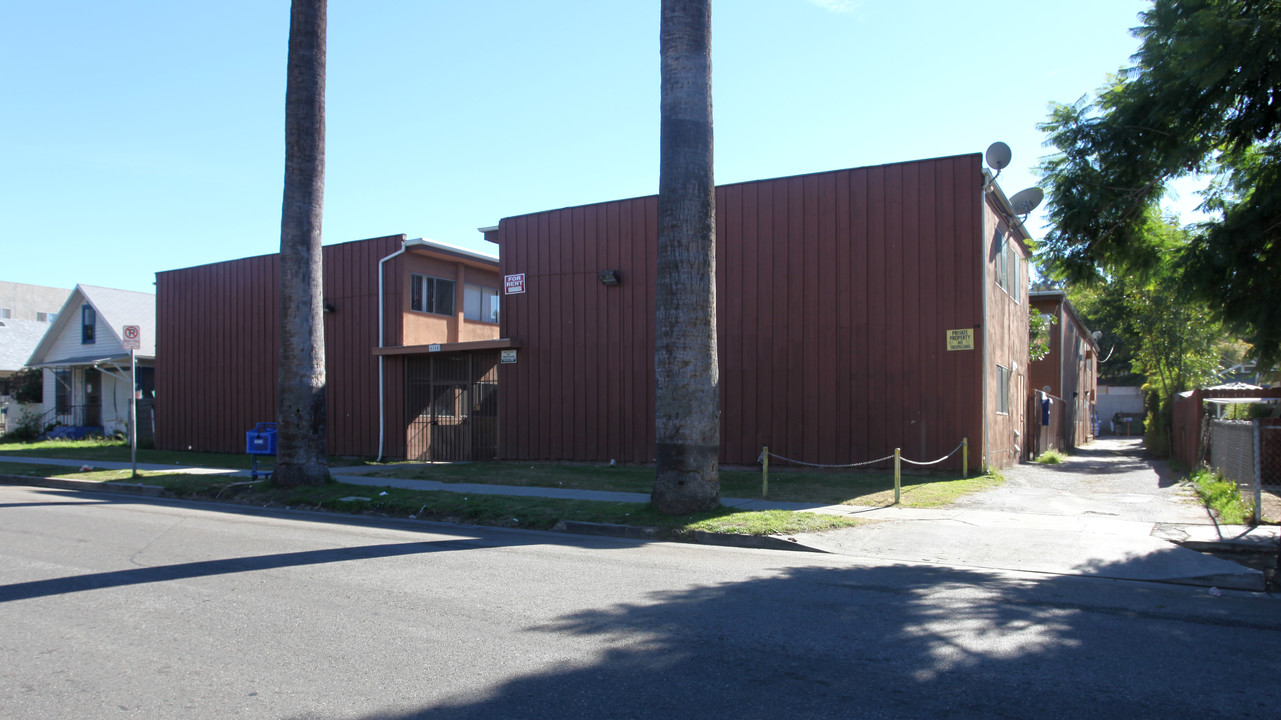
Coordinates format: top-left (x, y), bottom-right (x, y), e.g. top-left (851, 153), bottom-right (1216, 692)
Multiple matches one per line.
top-left (761, 440), bottom-right (964, 469)
top-left (756, 438), bottom-right (969, 502)
top-left (759, 450), bottom-right (894, 468)
top-left (899, 440), bottom-right (967, 467)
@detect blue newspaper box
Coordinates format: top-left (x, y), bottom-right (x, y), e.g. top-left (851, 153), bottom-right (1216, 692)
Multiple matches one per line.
top-left (246, 422), bottom-right (277, 455)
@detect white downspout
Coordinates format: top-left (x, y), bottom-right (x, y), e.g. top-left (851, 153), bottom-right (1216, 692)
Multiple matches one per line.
top-left (377, 241), bottom-right (409, 462)
top-left (980, 173), bottom-right (992, 472)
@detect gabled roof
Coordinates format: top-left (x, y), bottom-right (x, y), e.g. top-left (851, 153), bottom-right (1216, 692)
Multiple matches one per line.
top-left (26, 284), bottom-right (156, 366)
top-left (0, 319), bottom-right (52, 373)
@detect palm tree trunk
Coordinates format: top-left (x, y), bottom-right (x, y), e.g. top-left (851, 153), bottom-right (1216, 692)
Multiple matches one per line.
top-left (652, 0), bottom-right (720, 514)
top-left (275, 0), bottom-right (329, 486)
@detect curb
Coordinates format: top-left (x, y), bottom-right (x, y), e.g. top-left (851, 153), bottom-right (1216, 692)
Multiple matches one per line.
top-left (554, 520), bottom-right (829, 553)
top-left (3, 475), bottom-right (827, 554)
top-left (1163, 572), bottom-right (1267, 593)
top-left (0, 474), bottom-right (165, 497)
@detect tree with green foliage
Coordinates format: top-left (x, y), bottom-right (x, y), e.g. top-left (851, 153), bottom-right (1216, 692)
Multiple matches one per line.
top-left (9, 367), bottom-right (43, 405)
top-left (652, 0), bottom-right (720, 514)
top-left (1067, 216), bottom-right (1234, 454)
top-left (1028, 308), bottom-right (1056, 362)
top-left (1038, 0), bottom-right (1281, 366)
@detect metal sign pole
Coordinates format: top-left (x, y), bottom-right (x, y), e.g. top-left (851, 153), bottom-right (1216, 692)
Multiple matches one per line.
top-left (130, 347), bottom-right (137, 478)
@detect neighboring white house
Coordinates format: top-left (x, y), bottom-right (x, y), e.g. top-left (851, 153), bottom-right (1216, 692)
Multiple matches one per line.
top-left (0, 281), bottom-right (70, 434)
top-left (25, 284), bottom-right (155, 439)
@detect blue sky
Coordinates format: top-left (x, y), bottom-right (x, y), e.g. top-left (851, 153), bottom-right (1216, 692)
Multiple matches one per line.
top-left (2, 0), bottom-right (1155, 295)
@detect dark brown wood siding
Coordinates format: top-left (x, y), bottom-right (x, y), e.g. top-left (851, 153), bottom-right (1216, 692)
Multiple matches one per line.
top-left (495, 154), bottom-right (988, 469)
top-left (156, 234), bottom-right (406, 457)
top-left (982, 196), bottom-right (1032, 469)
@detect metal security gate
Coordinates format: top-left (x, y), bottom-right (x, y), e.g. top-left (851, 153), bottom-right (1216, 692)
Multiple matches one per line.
top-left (405, 350), bottom-right (499, 461)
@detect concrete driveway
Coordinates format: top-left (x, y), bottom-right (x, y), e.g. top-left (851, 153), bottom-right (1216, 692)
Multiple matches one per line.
top-left (793, 437), bottom-right (1269, 590)
top-left (952, 437), bottom-right (1210, 524)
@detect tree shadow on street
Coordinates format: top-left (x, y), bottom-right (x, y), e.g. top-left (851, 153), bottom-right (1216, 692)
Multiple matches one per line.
top-left (0, 539), bottom-right (488, 604)
top-left (348, 555), bottom-right (1281, 720)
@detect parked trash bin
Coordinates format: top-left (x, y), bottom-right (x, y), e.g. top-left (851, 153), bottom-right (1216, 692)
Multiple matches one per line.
top-left (246, 422), bottom-right (277, 479)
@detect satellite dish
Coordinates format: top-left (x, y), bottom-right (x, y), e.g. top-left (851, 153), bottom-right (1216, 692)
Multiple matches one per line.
top-left (1009, 187), bottom-right (1044, 216)
top-left (985, 142), bottom-right (1012, 171)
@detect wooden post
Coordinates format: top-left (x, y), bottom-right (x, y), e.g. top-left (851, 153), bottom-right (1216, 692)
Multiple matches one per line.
top-left (762, 446), bottom-right (769, 498)
top-left (894, 448), bottom-right (901, 504)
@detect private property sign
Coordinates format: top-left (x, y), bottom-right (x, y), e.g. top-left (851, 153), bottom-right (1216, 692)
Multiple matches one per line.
top-left (504, 273), bottom-right (526, 295)
top-left (946, 328), bottom-right (974, 351)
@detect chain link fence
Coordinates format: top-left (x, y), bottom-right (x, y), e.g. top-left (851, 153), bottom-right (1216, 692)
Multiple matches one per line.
top-left (1207, 418), bottom-right (1281, 524)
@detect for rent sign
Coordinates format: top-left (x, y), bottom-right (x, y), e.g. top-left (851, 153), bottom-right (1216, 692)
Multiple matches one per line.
top-left (504, 273), bottom-right (526, 295)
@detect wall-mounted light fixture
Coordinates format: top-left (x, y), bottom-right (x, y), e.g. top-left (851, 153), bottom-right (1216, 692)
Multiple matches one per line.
top-left (598, 270), bottom-right (621, 286)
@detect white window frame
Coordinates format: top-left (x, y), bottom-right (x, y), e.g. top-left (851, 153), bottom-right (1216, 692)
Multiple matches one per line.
top-left (411, 274), bottom-right (456, 316)
top-left (996, 364), bottom-right (1011, 415)
top-left (463, 283), bottom-right (500, 324)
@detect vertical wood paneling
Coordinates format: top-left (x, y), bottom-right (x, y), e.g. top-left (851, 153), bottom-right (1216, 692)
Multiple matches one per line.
top-left (816, 172), bottom-right (838, 464)
top-left (490, 154), bottom-right (987, 469)
top-left (785, 178), bottom-right (805, 459)
top-left (917, 160), bottom-right (938, 459)
top-left (866, 165), bottom-right (888, 458)
top-left (902, 162), bottom-right (923, 456)
top-left (718, 184), bottom-right (739, 464)
top-left (604, 204), bottom-right (622, 461)
top-left (884, 163), bottom-right (905, 458)
top-left (739, 182), bottom-right (761, 456)
top-left (800, 174), bottom-right (820, 463)
top-left (573, 204), bottom-right (586, 456)
top-left (644, 196), bottom-right (658, 460)
top-left (849, 168), bottom-right (869, 458)
top-left (156, 235), bottom-right (405, 457)
top-left (834, 170), bottom-right (852, 461)
top-left (548, 210), bottom-right (566, 461)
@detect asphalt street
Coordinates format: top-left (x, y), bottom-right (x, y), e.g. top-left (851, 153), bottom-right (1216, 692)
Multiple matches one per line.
top-left (2, 484), bottom-right (1279, 719)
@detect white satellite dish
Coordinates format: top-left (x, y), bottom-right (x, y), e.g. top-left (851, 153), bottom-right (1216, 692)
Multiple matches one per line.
top-left (985, 142), bottom-right (1012, 171)
top-left (1009, 187), bottom-right (1044, 216)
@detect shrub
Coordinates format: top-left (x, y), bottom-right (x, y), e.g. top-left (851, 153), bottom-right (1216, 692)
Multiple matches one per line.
top-left (1190, 468), bottom-right (1253, 525)
top-left (1035, 449), bottom-right (1066, 465)
top-left (10, 368), bottom-right (42, 404)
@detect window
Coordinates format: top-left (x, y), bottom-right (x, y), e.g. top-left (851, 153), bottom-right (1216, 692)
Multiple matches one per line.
top-left (81, 305), bottom-right (96, 344)
top-left (54, 370), bottom-right (71, 413)
top-left (37, 311), bottom-right (56, 323)
top-left (1010, 248), bottom-right (1021, 303)
top-left (995, 230), bottom-right (1009, 292)
top-left (996, 364), bottom-right (1010, 415)
top-left (0, 308), bottom-right (10, 319)
top-left (995, 235), bottom-right (1021, 302)
top-left (410, 274), bottom-right (456, 316)
top-left (432, 385), bottom-right (461, 418)
top-left (464, 284), bottom-right (500, 324)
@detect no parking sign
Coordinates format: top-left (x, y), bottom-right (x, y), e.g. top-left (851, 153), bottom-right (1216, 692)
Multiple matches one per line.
top-left (122, 325), bottom-right (141, 350)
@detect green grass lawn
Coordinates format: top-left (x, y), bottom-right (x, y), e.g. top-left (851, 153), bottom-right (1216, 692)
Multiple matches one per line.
top-left (0, 438), bottom-right (1003, 537)
top-left (0, 437), bottom-right (361, 470)
top-left (362, 461), bottom-right (1000, 508)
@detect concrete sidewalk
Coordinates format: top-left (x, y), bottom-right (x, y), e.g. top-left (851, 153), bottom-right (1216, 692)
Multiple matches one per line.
top-left (1, 453), bottom-right (1275, 591)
